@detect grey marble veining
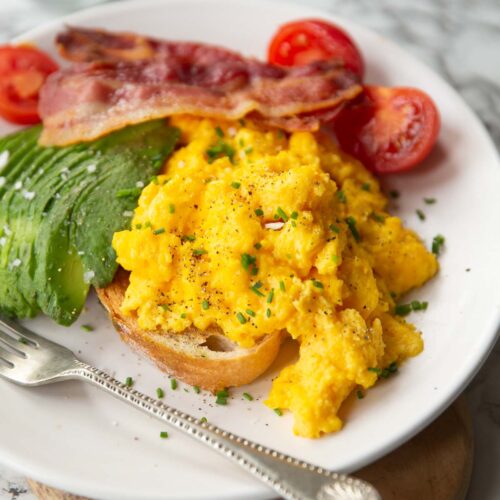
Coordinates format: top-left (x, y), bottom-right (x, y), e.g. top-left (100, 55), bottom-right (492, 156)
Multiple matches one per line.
top-left (0, 1), bottom-right (499, 499)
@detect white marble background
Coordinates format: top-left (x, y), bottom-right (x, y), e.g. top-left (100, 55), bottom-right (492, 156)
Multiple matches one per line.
top-left (0, 0), bottom-right (499, 499)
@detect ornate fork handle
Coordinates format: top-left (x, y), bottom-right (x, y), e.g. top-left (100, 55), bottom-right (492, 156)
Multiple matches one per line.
top-left (67, 361), bottom-right (380, 500)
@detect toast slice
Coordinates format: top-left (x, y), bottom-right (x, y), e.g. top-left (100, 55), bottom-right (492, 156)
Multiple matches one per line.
top-left (96, 268), bottom-right (283, 392)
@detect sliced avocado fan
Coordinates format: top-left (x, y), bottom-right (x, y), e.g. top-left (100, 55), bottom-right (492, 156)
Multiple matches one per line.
top-left (0, 120), bottom-right (179, 325)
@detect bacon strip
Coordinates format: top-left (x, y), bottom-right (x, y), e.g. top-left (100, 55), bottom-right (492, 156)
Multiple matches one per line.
top-left (39, 27), bottom-right (362, 146)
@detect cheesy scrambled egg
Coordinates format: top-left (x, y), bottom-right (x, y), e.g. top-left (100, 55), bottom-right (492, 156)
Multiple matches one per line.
top-left (113, 115), bottom-right (438, 438)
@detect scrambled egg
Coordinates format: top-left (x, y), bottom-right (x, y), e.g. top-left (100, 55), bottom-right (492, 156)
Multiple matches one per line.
top-left (113, 115), bottom-right (438, 438)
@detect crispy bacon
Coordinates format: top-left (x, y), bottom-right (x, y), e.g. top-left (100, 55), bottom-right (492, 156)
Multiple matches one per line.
top-left (38, 27), bottom-right (362, 146)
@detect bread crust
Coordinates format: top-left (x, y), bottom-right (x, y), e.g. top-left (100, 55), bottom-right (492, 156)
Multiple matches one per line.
top-left (96, 268), bottom-right (283, 391)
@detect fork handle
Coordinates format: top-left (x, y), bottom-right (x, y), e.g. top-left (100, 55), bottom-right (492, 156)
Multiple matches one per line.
top-left (68, 361), bottom-right (380, 500)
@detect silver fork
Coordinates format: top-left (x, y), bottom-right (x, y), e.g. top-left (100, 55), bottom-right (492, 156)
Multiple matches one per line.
top-left (0, 316), bottom-right (380, 500)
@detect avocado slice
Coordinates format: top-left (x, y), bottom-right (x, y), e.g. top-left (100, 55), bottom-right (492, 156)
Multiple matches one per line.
top-left (0, 120), bottom-right (179, 325)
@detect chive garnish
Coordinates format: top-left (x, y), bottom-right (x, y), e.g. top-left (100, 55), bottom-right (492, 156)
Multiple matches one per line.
top-left (370, 212), bottom-right (385, 223)
top-left (329, 224), bottom-right (340, 234)
top-left (368, 367), bottom-right (382, 375)
top-left (181, 234), bottom-right (196, 242)
top-left (254, 208), bottom-right (264, 217)
top-left (241, 253), bottom-right (257, 272)
top-left (273, 408), bottom-right (283, 416)
top-left (215, 126), bottom-right (224, 138)
top-left (201, 300), bottom-right (209, 310)
top-left (424, 197), bottom-right (436, 204)
top-left (159, 304), bottom-right (170, 311)
top-left (389, 190), bottom-right (400, 199)
top-left (266, 308), bottom-right (271, 318)
top-left (193, 385), bottom-right (201, 394)
top-left (336, 190), bottom-right (347, 203)
top-left (243, 392), bottom-right (254, 401)
top-left (254, 242), bottom-right (262, 250)
top-left (206, 140), bottom-right (235, 164)
top-left (169, 203), bottom-right (175, 214)
top-left (236, 312), bottom-right (247, 324)
top-left (125, 376), bottom-right (133, 387)
top-left (432, 234), bottom-right (445, 256)
top-left (332, 255), bottom-right (339, 264)
top-left (345, 216), bottom-right (361, 242)
top-left (180, 313), bottom-right (187, 319)
top-left (312, 280), bottom-right (324, 289)
top-left (250, 281), bottom-right (265, 297)
top-left (200, 416), bottom-right (208, 423)
top-left (394, 303), bottom-right (412, 316)
top-left (81, 324), bottom-right (93, 332)
top-left (356, 389), bottom-right (364, 400)
top-left (361, 183), bottom-right (371, 191)
top-left (156, 388), bottom-right (165, 399)
top-left (192, 248), bottom-right (207, 256)
top-left (290, 211), bottom-right (298, 220)
top-left (150, 175), bottom-right (159, 185)
top-left (266, 288), bottom-right (274, 304)
top-left (245, 146), bottom-right (253, 154)
top-left (170, 378), bottom-right (178, 390)
top-left (116, 187), bottom-right (142, 199)
top-left (276, 207), bottom-right (289, 222)
top-left (160, 431), bottom-right (169, 439)
top-left (135, 223), bottom-right (142, 229)
top-left (246, 309), bottom-right (256, 317)
top-left (153, 227), bottom-right (165, 235)
top-left (416, 209), bottom-right (426, 221)
top-left (231, 181), bottom-right (241, 189)
top-left (279, 280), bottom-right (286, 292)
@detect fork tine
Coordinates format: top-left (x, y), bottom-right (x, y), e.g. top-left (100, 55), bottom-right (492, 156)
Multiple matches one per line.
top-left (0, 329), bottom-right (27, 357)
top-left (0, 343), bottom-right (20, 367)
top-left (0, 316), bottom-right (43, 347)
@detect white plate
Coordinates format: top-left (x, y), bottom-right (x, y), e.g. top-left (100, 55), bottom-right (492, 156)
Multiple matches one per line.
top-left (1, 0), bottom-right (500, 498)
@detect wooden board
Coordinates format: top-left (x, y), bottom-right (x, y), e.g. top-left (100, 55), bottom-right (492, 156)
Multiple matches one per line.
top-left (27, 396), bottom-right (473, 500)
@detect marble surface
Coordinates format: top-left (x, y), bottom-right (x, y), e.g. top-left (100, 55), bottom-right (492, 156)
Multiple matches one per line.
top-left (0, 0), bottom-right (499, 499)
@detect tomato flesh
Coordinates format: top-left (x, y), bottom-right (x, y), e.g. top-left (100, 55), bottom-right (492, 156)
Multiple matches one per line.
top-left (268, 19), bottom-right (364, 78)
top-left (0, 45), bottom-right (59, 124)
top-left (332, 86), bottom-right (440, 174)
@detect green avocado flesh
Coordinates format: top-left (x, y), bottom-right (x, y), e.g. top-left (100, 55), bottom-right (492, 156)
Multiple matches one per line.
top-left (0, 121), bottom-right (179, 325)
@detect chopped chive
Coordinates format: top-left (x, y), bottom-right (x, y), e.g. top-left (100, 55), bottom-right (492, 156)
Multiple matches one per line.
top-left (206, 140), bottom-right (235, 164)
top-left (356, 389), bottom-right (364, 400)
top-left (200, 416), bottom-right (208, 423)
top-left (361, 183), bottom-right (371, 191)
top-left (266, 308), bottom-right (271, 318)
top-left (156, 388), bottom-right (165, 399)
top-left (370, 212), bottom-right (385, 223)
top-left (246, 308), bottom-right (256, 317)
top-left (368, 367), bottom-right (382, 375)
top-left (389, 190), bottom-right (400, 199)
top-left (216, 396), bottom-right (228, 405)
top-left (153, 227), bottom-right (165, 235)
top-left (217, 389), bottom-right (229, 398)
top-left (291, 220), bottom-right (297, 228)
top-left (81, 324), bottom-right (93, 332)
top-left (336, 190), bottom-right (347, 203)
top-left (160, 431), bottom-right (169, 439)
top-left (181, 234), bottom-right (196, 242)
top-left (329, 224), bottom-right (340, 234)
top-left (416, 209), bottom-right (426, 221)
top-left (193, 385), bottom-right (201, 394)
top-left (279, 280), bottom-right (286, 292)
top-left (254, 242), bottom-right (262, 250)
top-left (236, 312), bottom-right (247, 324)
top-left (290, 211), bottom-right (298, 220)
top-left (254, 208), bottom-right (264, 217)
top-left (312, 279), bottom-right (324, 289)
top-left (243, 392), bottom-right (254, 401)
top-left (150, 175), bottom-right (159, 184)
top-left (18, 338), bottom-right (29, 345)
top-left (231, 181), bottom-right (241, 189)
top-left (144, 221), bottom-right (152, 228)
top-left (201, 300), bottom-right (210, 310)
top-left (266, 288), bottom-right (274, 304)
top-left (424, 197), bottom-right (436, 204)
top-left (125, 376), bottom-right (134, 387)
top-left (245, 146), bottom-right (253, 154)
top-left (394, 303), bottom-right (412, 316)
top-left (135, 223), bottom-right (142, 229)
top-left (215, 126), bottom-right (224, 138)
top-left (159, 304), bottom-right (170, 311)
top-left (380, 361), bottom-right (398, 379)
top-left (116, 187), bottom-right (142, 199)
top-left (273, 408), bottom-right (283, 416)
top-left (192, 248), bottom-right (207, 256)
top-left (432, 234), bottom-right (445, 256)
top-left (276, 207), bottom-right (289, 222)
top-left (332, 255), bottom-right (339, 264)
top-left (180, 313), bottom-right (187, 319)
top-left (168, 203), bottom-right (175, 214)
top-left (170, 378), bottom-right (178, 390)
top-left (250, 281), bottom-right (265, 297)
top-left (241, 253), bottom-right (257, 272)
top-left (411, 300), bottom-right (428, 311)
top-left (345, 216), bottom-right (361, 242)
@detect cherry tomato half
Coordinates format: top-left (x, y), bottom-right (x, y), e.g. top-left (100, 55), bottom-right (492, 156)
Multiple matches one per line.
top-left (268, 19), bottom-right (364, 78)
top-left (0, 45), bottom-right (59, 124)
top-left (332, 86), bottom-right (440, 174)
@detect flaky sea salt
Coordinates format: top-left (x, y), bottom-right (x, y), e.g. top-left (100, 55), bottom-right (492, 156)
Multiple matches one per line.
top-left (14, 180), bottom-right (22, 190)
top-left (136, 181), bottom-right (145, 188)
top-left (11, 258), bottom-right (21, 268)
top-left (22, 190), bottom-right (36, 200)
top-left (87, 164), bottom-right (97, 173)
top-left (83, 270), bottom-right (95, 283)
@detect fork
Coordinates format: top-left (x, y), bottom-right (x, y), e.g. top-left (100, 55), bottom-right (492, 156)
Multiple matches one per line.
top-left (0, 316), bottom-right (380, 500)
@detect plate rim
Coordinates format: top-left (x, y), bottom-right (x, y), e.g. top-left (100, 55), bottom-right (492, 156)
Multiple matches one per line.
top-left (1, 0), bottom-right (500, 498)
